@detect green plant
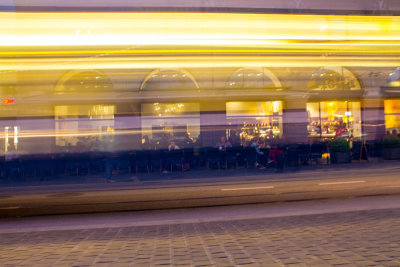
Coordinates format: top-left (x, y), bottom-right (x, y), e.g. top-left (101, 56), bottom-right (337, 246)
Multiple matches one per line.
top-left (330, 137), bottom-right (350, 153)
top-left (382, 134), bottom-right (400, 148)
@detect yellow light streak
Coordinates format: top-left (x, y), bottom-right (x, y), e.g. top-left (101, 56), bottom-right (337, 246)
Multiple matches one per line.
top-left (4, 44), bottom-right (400, 57)
top-left (2, 55), bottom-right (400, 71)
top-left (0, 129), bottom-right (141, 139)
top-left (1, 12), bottom-right (400, 71)
top-left (1, 12), bottom-right (400, 48)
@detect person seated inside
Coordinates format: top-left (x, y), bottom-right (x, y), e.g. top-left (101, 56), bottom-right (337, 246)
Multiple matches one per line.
top-left (334, 122), bottom-right (348, 138)
top-left (250, 137), bottom-right (267, 169)
top-left (168, 140), bottom-right (180, 151)
top-left (163, 140), bottom-right (181, 173)
top-left (268, 145), bottom-right (284, 172)
top-left (216, 136), bottom-right (232, 151)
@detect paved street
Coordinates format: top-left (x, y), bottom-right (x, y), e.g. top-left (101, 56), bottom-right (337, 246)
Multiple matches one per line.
top-left (2, 163), bottom-right (400, 217)
top-left (1, 196), bottom-right (400, 266)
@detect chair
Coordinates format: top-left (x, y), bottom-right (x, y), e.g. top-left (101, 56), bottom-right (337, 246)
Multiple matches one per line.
top-left (150, 149), bottom-right (166, 173)
top-left (183, 147), bottom-right (195, 170)
top-left (225, 147), bottom-right (239, 168)
top-left (169, 149), bottom-right (184, 172)
top-left (36, 156), bottom-right (55, 178)
top-left (3, 158), bottom-right (21, 180)
top-left (135, 150), bottom-right (150, 173)
top-left (309, 143), bottom-right (326, 165)
top-left (20, 157), bottom-right (39, 178)
top-left (198, 147), bottom-right (210, 168)
top-left (64, 154), bottom-right (81, 176)
top-left (115, 153), bottom-right (132, 174)
top-left (285, 145), bottom-right (300, 168)
top-left (89, 153), bottom-right (104, 175)
top-left (297, 144), bottom-right (311, 165)
top-left (205, 147), bottom-right (221, 169)
top-left (244, 147), bottom-right (257, 168)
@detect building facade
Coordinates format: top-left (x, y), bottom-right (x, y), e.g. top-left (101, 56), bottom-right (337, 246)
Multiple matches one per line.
top-left (1, 5), bottom-right (400, 155)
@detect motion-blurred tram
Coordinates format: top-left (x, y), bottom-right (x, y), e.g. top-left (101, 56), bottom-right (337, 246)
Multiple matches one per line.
top-left (1, 10), bottom-right (400, 169)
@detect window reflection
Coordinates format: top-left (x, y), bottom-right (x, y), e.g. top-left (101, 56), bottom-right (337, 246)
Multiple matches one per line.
top-left (141, 103), bottom-right (200, 149)
top-left (55, 105), bottom-right (115, 152)
top-left (384, 100), bottom-right (400, 134)
top-left (226, 101), bottom-right (283, 145)
top-left (307, 101), bottom-right (361, 140)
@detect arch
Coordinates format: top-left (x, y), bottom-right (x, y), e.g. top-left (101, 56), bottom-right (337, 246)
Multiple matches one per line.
top-left (54, 70), bottom-right (112, 93)
top-left (308, 66), bottom-right (361, 91)
top-left (226, 67), bottom-right (282, 89)
top-left (139, 68), bottom-right (199, 91)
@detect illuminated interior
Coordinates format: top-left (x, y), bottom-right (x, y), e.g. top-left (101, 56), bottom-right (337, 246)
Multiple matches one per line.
top-left (307, 101), bottom-right (362, 139)
top-left (141, 103), bottom-right (200, 147)
top-left (384, 100), bottom-right (400, 133)
top-left (55, 105), bottom-right (115, 151)
top-left (226, 101), bottom-right (283, 145)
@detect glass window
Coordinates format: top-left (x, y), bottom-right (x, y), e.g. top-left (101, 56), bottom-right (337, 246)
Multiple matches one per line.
top-left (141, 103), bottom-right (200, 148)
top-left (307, 101), bottom-right (361, 139)
top-left (226, 101), bottom-right (283, 145)
top-left (384, 99), bottom-right (400, 134)
top-left (55, 105), bottom-right (115, 151)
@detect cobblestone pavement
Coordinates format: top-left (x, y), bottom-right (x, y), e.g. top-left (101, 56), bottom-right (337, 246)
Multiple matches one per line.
top-left (1, 208), bottom-right (400, 267)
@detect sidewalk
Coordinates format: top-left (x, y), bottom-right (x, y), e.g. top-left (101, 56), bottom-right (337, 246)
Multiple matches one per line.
top-left (1, 196), bottom-right (400, 266)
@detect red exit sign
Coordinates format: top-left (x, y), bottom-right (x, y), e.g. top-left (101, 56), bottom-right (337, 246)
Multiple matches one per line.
top-left (2, 98), bottom-right (15, 105)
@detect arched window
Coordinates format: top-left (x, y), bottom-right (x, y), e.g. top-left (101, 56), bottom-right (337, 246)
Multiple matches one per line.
top-left (55, 70), bottom-right (112, 93)
top-left (139, 69), bottom-right (200, 147)
top-left (140, 69), bottom-right (199, 91)
top-left (54, 71), bottom-right (115, 150)
top-left (308, 67), bottom-right (361, 91)
top-left (226, 68), bottom-right (282, 89)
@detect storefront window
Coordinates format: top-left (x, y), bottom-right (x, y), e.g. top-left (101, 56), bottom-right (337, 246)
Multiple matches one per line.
top-left (226, 101), bottom-right (283, 145)
top-left (307, 101), bottom-right (361, 139)
top-left (141, 103), bottom-right (200, 148)
top-left (55, 105), bottom-right (115, 151)
top-left (384, 100), bottom-right (400, 134)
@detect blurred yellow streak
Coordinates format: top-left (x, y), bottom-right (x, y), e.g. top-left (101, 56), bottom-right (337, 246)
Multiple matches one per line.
top-left (3, 45), bottom-right (400, 57)
top-left (1, 55), bottom-right (400, 70)
top-left (1, 12), bottom-right (400, 46)
top-left (0, 129), bottom-right (141, 139)
top-left (2, 12), bottom-right (400, 70)
top-left (1, 13), bottom-right (400, 48)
